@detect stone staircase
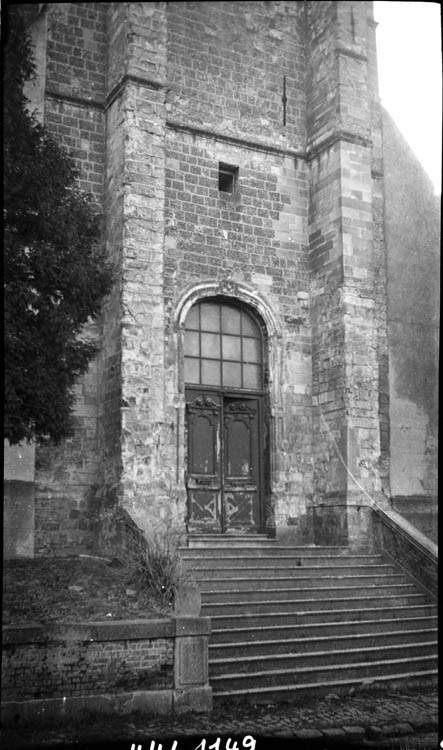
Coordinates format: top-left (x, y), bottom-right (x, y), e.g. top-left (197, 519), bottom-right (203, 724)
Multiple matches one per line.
top-left (180, 536), bottom-right (438, 702)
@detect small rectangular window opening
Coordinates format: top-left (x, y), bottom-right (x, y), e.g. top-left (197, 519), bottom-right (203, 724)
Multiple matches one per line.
top-left (218, 163), bottom-right (238, 193)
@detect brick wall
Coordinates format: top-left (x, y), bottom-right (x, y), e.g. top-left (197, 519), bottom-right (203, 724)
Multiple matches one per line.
top-left (34, 3), bottom-right (107, 556)
top-left (44, 2), bottom-right (106, 193)
top-left (166, 1), bottom-right (305, 150)
top-left (2, 638), bottom-right (173, 700)
top-left (164, 136), bottom-right (309, 298)
top-left (45, 3), bottom-right (106, 101)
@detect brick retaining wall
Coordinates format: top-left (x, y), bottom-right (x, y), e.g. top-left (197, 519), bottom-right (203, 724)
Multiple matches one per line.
top-left (1, 617), bottom-right (212, 720)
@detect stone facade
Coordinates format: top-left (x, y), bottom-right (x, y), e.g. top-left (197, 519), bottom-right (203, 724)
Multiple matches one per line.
top-left (4, 1), bottom-right (438, 557)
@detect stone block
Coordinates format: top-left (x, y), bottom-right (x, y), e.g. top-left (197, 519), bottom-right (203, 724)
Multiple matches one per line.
top-left (379, 722), bottom-right (414, 737)
top-left (320, 728), bottom-right (347, 739)
top-left (174, 583), bottom-right (201, 616)
top-left (173, 616), bottom-right (211, 637)
top-left (4, 441), bottom-right (35, 482)
top-left (342, 726), bottom-right (366, 738)
top-left (3, 480), bottom-right (35, 559)
top-left (173, 685), bottom-right (212, 714)
top-left (174, 634), bottom-right (208, 688)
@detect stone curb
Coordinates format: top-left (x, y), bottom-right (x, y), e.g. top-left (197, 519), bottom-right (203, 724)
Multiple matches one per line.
top-left (2, 616), bottom-right (211, 644)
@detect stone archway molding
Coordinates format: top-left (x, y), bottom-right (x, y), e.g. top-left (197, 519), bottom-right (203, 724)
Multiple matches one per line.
top-left (174, 278), bottom-right (282, 339)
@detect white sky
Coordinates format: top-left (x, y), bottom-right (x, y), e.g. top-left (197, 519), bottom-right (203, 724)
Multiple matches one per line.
top-left (373, 1), bottom-right (442, 195)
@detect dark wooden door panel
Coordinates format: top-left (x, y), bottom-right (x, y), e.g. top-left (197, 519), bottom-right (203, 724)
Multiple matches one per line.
top-left (223, 398), bottom-right (260, 532)
top-left (186, 392), bottom-right (221, 532)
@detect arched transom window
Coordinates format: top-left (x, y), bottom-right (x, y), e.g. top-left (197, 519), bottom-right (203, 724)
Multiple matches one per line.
top-left (184, 300), bottom-right (263, 390)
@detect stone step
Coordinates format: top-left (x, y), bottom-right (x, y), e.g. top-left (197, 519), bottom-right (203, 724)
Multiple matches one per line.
top-left (185, 540), bottom-right (346, 549)
top-left (212, 669), bottom-right (438, 703)
top-left (197, 573), bottom-right (409, 590)
top-left (182, 553), bottom-right (386, 567)
top-left (209, 640), bottom-right (437, 677)
top-left (210, 654), bottom-right (438, 692)
top-left (208, 603), bottom-right (437, 630)
top-left (186, 562), bottom-right (399, 577)
top-left (202, 582), bottom-right (417, 602)
top-left (180, 546), bottom-right (373, 559)
top-left (210, 614), bottom-right (438, 643)
top-left (209, 627), bottom-right (438, 658)
top-left (201, 592), bottom-right (428, 615)
top-left (186, 535), bottom-right (273, 548)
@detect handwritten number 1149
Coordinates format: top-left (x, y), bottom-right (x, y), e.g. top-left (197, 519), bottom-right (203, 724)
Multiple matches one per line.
top-left (130, 738), bottom-right (256, 750)
top-left (195, 738), bottom-right (255, 750)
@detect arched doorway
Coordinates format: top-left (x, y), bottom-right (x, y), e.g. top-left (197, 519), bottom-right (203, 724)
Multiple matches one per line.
top-left (184, 298), bottom-right (268, 534)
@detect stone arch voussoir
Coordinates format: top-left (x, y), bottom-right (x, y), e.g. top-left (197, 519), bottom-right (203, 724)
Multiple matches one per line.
top-left (174, 279), bottom-right (282, 340)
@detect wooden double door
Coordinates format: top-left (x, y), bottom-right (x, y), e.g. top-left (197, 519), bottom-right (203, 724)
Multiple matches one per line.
top-left (186, 389), bottom-right (264, 534)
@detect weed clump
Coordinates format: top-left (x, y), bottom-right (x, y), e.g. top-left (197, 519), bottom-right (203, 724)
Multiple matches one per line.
top-left (124, 522), bottom-right (190, 612)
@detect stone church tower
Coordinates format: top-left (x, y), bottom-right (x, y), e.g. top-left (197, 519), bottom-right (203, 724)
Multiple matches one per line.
top-left (4, 1), bottom-right (439, 558)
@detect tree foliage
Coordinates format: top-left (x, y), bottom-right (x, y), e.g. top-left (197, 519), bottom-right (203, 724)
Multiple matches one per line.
top-left (4, 7), bottom-right (114, 445)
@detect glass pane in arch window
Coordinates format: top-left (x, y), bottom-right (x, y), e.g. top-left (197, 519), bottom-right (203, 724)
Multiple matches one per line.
top-left (200, 303), bottom-right (220, 331)
top-left (243, 364), bottom-right (261, 389)
top-left (184, 330), bottom-right (199, 357)
top-left (201, 359), bottom-right (221, 386)
top-left (221, 305), bottom-right (241, 334)
top-left (201, 332), bottom-right (220, 359)
top-left (241, 312), bottom-right (260, 337)
top-left (222, 334), bottom-right (241, 360)
top-left (223, 362), bottom-right (242, 388)
top-left (185, 305), bottom-right (200, 330)
top-left (184, 357), bottom-right (199, 384)
top-left (243, 337), bottom-right (261, 363)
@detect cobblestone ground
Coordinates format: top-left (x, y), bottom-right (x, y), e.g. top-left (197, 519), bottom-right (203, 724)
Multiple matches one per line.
top-left (1, 688), bottom-right (438, 750)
